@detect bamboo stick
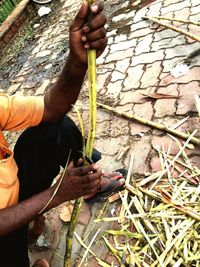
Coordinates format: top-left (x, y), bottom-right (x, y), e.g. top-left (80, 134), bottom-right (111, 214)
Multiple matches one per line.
top-left (142, 16), bottom-right (200, 42)
top-left (97, 102), bottom-right (200, 146)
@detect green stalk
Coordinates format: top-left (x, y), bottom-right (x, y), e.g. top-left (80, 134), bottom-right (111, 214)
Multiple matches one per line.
top-left (85, 0), bottom-right (97, 158)
top-left (64, 1), bottom-right (97, 266)
top-left (64, 197), bottom-right (83, 267)
top-left (85, 49), bottom-right (97, 158)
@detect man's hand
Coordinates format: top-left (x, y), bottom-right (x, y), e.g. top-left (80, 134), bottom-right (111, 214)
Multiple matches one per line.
top-left (0, 162), bottom-right (102, 237)
top-left (43, 1), bottom-right (107, 122)
top-left (69, 0), bottom-right (107, 64)
top-left (54, 162), bottom-right (102, 204)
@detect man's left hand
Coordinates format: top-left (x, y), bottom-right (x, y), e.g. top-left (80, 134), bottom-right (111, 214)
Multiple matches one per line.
top-left (69, 0), bottom-right (107, 64)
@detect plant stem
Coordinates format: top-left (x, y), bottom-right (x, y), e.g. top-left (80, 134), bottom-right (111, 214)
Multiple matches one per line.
top-left (64, 197), bottom-right (83, 267)
top-left (85, 0), bottom-right (97, 158)
top-left (85, 49), bottom-right (97, 158)
top-left (152, 16), bottom-right (200, 27)
top-left (142, 16), bottom-right (200, 42)
top-left (97, 102), bottom-right (200, 146)
top-left (64, 1), bottom-right (97, 266)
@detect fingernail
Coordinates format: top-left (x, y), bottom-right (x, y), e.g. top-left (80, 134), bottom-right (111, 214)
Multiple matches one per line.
top-left (84, 44), bottom-right (89, 49)
top-left (81, 36), bottom-right (87, 42)
top-left (119, 178), bottom-right (125, 184)
top-left (91, 4), bottom-right (98, 13)
top-left (83, 26), bottom-right (89, 33)
top-left (93, 164), bottom-right (99, 169)
top-left (101, 169), bottom-right (105, 175)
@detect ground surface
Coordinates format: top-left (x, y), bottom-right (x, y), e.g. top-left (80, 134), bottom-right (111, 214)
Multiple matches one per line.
top-left (0, 0), bottom-right (200, 266)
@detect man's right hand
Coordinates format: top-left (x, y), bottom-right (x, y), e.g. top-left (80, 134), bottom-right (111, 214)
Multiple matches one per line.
top-left (53, 162), bottom-right (102, 204)
top-left (69, 0), bottom-right (107, 65)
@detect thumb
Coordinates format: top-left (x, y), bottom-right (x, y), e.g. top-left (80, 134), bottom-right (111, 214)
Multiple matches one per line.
top-left (70, 0), bottom-right (88, 31)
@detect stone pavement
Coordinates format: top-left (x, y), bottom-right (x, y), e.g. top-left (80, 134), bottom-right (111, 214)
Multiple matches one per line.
top-left (0, 0), bottom-right (200, 266)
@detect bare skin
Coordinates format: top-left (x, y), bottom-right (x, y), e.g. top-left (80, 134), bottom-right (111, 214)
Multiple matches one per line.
top-left (0, 0), bottom-right (108, 238)
top-left (43, 0), bottom-right (107, 122)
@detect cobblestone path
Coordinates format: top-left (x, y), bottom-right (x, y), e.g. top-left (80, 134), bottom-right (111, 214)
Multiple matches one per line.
top-left (0, 0), bottom-right (200, 266)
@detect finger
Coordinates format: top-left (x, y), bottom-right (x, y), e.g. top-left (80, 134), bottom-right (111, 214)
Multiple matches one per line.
top-left (81, 180), bottom-right (101, 194)
top-left (96, 48), bottom-right (106, 58)
top-left (77, 158), bottom-right (83, 166)
top-left (70, 0), bottom-right (88, 32)
top-left (84, 37), bottom-right (107, 50)
top-left (81, 169), bottom-right (102, 184)
top-left (72, 164), bottom-right (99, 176)
top-left (67, 161), bottom-right (74, 169)
top-left (90, 1), bottom-right (104, 14)
top-left (82, 186), bottom-right (98, 195)
top-left (83, 13), bottom-right (107, 33)
top-left (82, 27), bottom-right (106, 42)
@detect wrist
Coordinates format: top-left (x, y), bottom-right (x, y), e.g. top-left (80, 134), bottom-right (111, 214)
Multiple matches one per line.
top-left (48, 184), bottom-right (61, 208)
top-left (67, 52), bottom-right (88, 70)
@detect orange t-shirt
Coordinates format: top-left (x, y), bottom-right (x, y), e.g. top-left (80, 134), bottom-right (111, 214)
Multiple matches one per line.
top-left (0, 94), bottom-right (44, 209)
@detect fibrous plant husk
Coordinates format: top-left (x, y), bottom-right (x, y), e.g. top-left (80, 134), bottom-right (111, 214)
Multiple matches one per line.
top-left (76, 143), bottom-right (200, 266)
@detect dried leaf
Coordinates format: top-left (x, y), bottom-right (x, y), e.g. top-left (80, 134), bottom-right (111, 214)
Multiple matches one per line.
top-left (59, 204), bottom-right (73, 222)
top-left (141, 92), bottom-right (180, 100)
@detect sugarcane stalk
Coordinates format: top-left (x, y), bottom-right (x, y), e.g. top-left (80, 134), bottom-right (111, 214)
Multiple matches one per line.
top-left (142, 16), bottom-right (200, 42)
top-left (85, 3), bottom-right (97, 158)
top-left (97, 102), bottom-right (200, 146)
top-left (85, 49), bottom-right (97, 158)
top-left (64, 1), bottom-right (97, 266)
top-left (64, 198), bottom-right (82, 267)
top-left (152, 16), bottom-right (200, 27)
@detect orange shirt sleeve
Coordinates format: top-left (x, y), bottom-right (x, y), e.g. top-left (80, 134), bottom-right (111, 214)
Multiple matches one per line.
top-left (0, 94), bottom-right (44, 131)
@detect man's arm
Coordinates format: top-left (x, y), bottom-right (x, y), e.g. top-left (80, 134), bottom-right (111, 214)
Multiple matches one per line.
top-left (42, 0), bottom-right (107, 122)
top-left (0, 0), bottom-right (107, 237)
top-left (0, 163), bottom-right (102, 237)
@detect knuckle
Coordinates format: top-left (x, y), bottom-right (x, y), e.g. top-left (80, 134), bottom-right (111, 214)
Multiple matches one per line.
top-left (83, 174), bottom-right (91, 183)
top-left (66, 170), bottom-right (72, 176)
top-left (100, 27), bottom-right (106, 37)
top-left (88, 174), bottom-right (94, 183)
top-left (99, 38), bottom-right (106, 46)
top-left (77, 166), bottom-right (86, 175)
top-left (91, 187), bottom-right (97, 193)
top-left (102, 14), bottom-right (107, 24)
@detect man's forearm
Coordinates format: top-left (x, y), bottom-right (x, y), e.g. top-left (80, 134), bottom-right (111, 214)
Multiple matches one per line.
top-left (0, 186), bottom-right (57, 237)
top-left (43, 54), bottom-right (87, 122)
